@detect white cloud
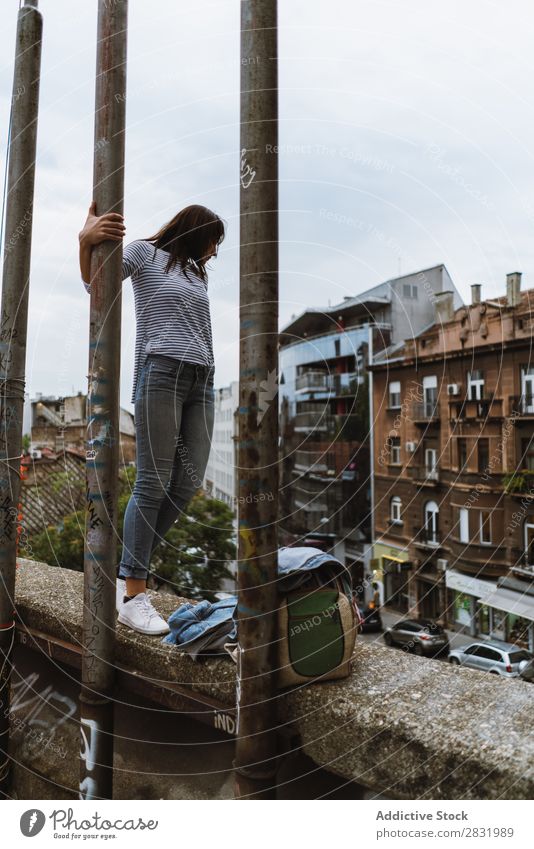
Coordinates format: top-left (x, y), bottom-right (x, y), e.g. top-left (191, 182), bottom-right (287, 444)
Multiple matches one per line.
top-left (2, 0), bottom-right (534, 408)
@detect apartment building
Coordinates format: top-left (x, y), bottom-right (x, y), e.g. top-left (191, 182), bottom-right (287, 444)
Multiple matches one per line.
top-left (29, 392), bottom-right (135, 465)
top-left (370, 272), bottom-right (534, 650)
top-left (203, 381), bottom-right (239, 508)
top-left (278, 264), bottom-right (461, 590)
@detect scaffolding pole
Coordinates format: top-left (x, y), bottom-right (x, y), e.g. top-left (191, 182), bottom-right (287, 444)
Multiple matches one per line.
top-left (79, 0), bottom-right (128, 801)
top-left (0, 0), bottom-right (42, 798)
top-left (235, 0), bottom-right (279, 799)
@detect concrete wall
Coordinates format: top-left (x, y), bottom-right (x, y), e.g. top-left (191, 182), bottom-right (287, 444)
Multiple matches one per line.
top-left (8, 558), bottom-right (534, 800)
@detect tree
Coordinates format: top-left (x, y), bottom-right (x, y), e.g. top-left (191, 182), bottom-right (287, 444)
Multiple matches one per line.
top-left (150, 492), bottom-right (235, 599)
top-left (26, 468), bottom-right (235, 599)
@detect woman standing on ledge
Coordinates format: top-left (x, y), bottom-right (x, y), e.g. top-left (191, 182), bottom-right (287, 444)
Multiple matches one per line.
top-left (79, 203), bottom-right (225, 635)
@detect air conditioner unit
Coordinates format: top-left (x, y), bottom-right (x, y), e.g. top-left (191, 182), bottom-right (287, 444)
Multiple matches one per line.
top-left (447, 384), bottom-right (460, 396)
top-left (437, 558), bottom-right (448, 572)
top-left (405, 441), bottom-right (417, 453)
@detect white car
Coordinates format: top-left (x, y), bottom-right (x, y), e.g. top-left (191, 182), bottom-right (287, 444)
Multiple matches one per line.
top-left (448, 640), bottom-right (532, 678)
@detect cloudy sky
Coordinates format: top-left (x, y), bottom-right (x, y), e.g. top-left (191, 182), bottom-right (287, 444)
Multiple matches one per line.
top-left (2, 0), bottom-right (534, 411)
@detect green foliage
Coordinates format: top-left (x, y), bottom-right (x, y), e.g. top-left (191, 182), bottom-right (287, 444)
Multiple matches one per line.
top-left (502, 470), bottom-right (534, 493)
top-left (26, 466), bottom-right (235, 599)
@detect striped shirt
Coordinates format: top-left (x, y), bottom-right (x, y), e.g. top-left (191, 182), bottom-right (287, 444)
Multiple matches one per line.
top-left (82, 239), bottom-right (214, 404)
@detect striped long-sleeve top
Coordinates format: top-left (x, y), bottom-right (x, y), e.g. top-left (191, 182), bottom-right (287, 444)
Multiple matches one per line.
top-left (82, 240), bottom-right (215, 404)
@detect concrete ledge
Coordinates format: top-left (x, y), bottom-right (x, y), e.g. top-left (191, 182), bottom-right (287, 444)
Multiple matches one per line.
top-left (13, 558), bottom-right (534, 799)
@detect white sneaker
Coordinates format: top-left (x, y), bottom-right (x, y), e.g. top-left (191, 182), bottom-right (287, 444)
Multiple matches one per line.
top-left (117, 592), bottom-right (170, 636)
top-left (116, 578), bottom-right (126, 613)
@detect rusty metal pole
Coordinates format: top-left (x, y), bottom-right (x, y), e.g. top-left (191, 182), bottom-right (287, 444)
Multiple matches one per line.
top-left (234, 0), bottom-right (279, 799)
top-left (0, 0), bottom-right (42, 798)
top-left (79, 0), bottom-right (128, 800)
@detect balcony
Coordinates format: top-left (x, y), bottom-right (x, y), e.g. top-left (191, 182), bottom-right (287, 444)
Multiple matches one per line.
top-left (413, 526), bottom-right (441, 548)
top-left (295, 370), bottom-right (361, 396)
top-left (502, 470), bottom-right (534, 497)
top-left (407, 465), bottom-right (440, 485)
top-left (293, 448), bottom-right (335, 476)
top-left (509, 395), bottom-right (534, 418)
top-left (293, 410), bottom-right (331, 433)
top-left (295, 371), bottom-right (329, 393)
top-left (450, 396), bottom-right (504, 421)
top-left (411, 401), bottom-right (440, 424)
top-left (294, 497), bottom-right (329, 513)
top-left (509, 547), bottom-right (534, 578)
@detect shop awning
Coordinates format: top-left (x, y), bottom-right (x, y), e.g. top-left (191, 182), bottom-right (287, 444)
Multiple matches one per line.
top-left (445, 569), bottom-right (497, 600)
top-left (480, 587), bottom-right (534, 623)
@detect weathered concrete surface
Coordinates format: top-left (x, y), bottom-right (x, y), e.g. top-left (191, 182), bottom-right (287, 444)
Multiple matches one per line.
top-left (12, 559), bottom-right (534, 799)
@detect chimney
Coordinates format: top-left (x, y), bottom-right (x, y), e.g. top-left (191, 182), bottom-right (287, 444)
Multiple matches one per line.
top-left (506, 272), bottom-right (521, 307)
top-left (471, 283), bottom-right (481, 305)
top-left (434, 291), bottom-right (454, 324)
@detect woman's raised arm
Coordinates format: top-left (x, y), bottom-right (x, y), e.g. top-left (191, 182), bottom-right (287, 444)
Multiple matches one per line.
top-left (78, 201), bottom-right (126, 286)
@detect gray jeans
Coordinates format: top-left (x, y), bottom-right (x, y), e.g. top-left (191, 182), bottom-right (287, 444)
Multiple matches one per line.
top-left (118, 353), bottom-right (215, 581)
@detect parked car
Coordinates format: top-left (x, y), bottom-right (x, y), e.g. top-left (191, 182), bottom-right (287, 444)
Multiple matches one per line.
top-left (357, 602), bottom-right (383, 633)
top-left (448, 641), bottom-right (533, 678)
top-left (519, 657), bottom-right (534, 682)
top-left (383, 618), bottom-right (449, 656)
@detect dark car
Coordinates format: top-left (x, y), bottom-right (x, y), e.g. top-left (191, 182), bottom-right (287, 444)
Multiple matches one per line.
top-left (357, 602), bottom-right (383, 633)
top-left (519, 657), bottom-right (534, 682)
top-left (383, 618), bottom-right (449, 656)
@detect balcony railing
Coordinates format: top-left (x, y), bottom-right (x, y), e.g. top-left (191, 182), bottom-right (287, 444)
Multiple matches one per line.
top-left (411, 401), bottom-right (440, 423)
top-left (295, 371), bottom-right (329, 392)
top-left (413, 526), bottom-right (441, 547)
top-left (450, 396), bottom-right (504, 420)
top-left (295, 370), bottom-right (361, 396)
top-left (509, 547), bottom-right (534, 577)
top-left (293, 449), bottom-right (336, 475)
top-left (293, 411), bottom-right (331, 432)
top-left (407, 465), bottom-right (440, 484)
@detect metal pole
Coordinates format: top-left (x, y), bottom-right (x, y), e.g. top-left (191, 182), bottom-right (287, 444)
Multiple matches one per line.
top-left (235, 0), bottom-right (279, 799)
top-left (0, 0), bottom-right (42, 798)
top-left (79, 0), bottom-right (128, 801)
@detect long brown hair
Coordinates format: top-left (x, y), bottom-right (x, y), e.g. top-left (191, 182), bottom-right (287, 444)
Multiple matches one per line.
top-left (145, 204), bottom-right (225, 283)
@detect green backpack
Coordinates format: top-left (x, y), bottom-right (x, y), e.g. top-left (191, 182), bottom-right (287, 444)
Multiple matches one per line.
top-left (277, 557), bottom-right (358, 688)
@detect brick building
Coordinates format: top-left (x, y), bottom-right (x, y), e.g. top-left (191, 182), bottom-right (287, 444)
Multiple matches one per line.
top-left (30, 392), bottom-right (136, 466)
top-left (278, 264), bottom-right (461, 587)
top-left (370, 273), bottom-right (534, 650)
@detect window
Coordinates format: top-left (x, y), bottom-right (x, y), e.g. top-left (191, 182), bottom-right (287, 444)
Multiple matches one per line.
top-left (476, 646), bottom-right (501, 661)
top-left (508, 650), bottom-right (531, 664)
top-left (389, 380), bottom-right (401, 409)
top-left (389, 437), bottom-right (401, 465)
top-left (479, 510), bottom-right (492, 544)
top-left (334, 338), bottom-right (340, 357)
top-left (422, 375), bottom-right (438, 417)
top-left (424, 446), bottom-right (438, 479)
top-left (478, 438), bottom-right (489, 473)
top-left (424, 500), bottom-right (439, 544)
top-left (467, 370), bottom-right (484, 400)
top-left (390, 496), bottom-right (402, 523)
top-left (458, 438), bottom-right (467, 470)
top-left (403, 283), bottom-right (418, 300)
top-left (524, 522), bottom-right (534, 565)
top-left (521, 367), bottom-right (534, 414)
top-left (520, 437), bottom-right (534, 471)
top-left (459, 507), bottom-right (469, 543)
